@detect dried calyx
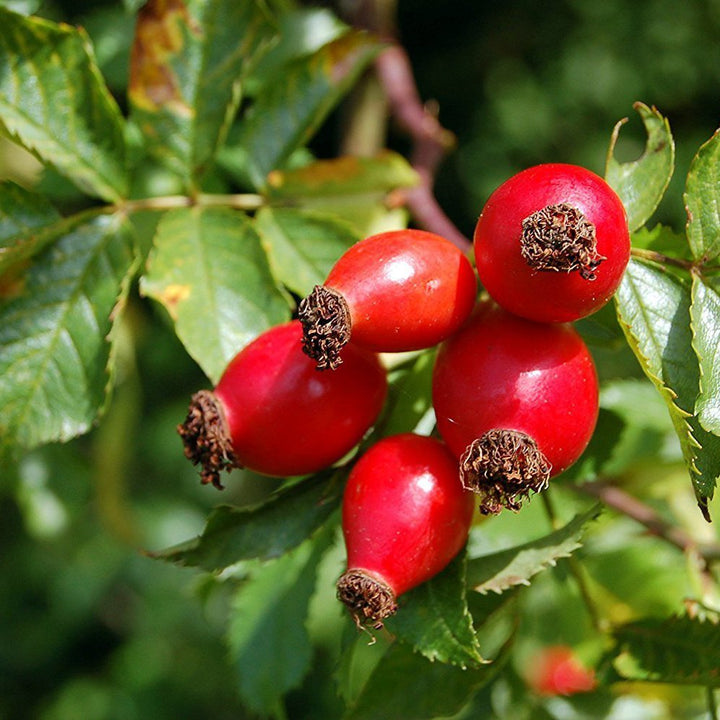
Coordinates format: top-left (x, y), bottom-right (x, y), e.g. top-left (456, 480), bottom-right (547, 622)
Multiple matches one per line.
top-left (521, 203), bottom-right (606, 280)
top-left (459, 429), bottom-right (551, 514)
top-left (297, 285), bottom-right (352, 371)
top-left (177, 390), bottom-right (238, 490)
top-left (336, 569), bottom-right (399, 630)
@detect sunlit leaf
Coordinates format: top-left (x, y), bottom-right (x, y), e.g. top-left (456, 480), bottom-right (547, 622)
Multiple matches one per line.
top-left (228, 526), bottom-right (334, 715)
top-left (140, 206), bottom-right (291, 384)
top-left (385, 551), bottom-right (486, 669)
top-left (610, 614), bottom-right (720, 686)
top-left (0, 9), bottom-right (128, 201)
top-left (0, 182), bottom-right (60, 275)
top-left (344, 638), bottom-right (508, 720)
top-left (615, 258), bottom-right (720, 519)
top-left (265, 152), bottom-right (419, 201)
top-left (0, 212), bottom-right (136, 454)
top-left (255, 207), bottom-right (360, 297)
top-left (249, 6), bottom-right (348, 91)
top-left (685, 128), bottom-right (720, 262)
top-left (129, 0), bottom-right (274, 186)
top-left (0, 0), bottom-right (40, 15)
top-left (236, 31), bottom-right (385, 189)
top-left (605, 102), bottom-right (674, 232)
top-left (466, 505), bottom-right (601, 595)
top-left (263, 152), bottom-right (419, 236)
top-left (151, 471), bottom-right (343, 571)
top-left (691, 276), bottom-right (720, 435)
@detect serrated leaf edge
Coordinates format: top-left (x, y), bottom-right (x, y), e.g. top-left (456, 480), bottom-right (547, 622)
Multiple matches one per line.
top-left (417, 555), bottom-right (488, 668)
top-left (605, 102), bottom-right (674, 232)
top-left (690, 274), bottom-right (720, 436)
top-left (614, 271), bottom-right (712, 516)
top-left (467, 505), bottom-right (602, 596)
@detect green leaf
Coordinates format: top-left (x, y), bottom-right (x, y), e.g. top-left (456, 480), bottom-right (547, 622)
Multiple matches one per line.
top-left (237, 31), bottom-right (385, 189)
top-left (151, 471), bottom-right (343, 571)
top-left (262, 152), bottom-right (419, 236)
top-left (379, 351), bottom-right (435, 438)
top-left (691, 276), bottom-right (720, 435)
top-left (631, 224), bottom-right (692, 261)
top-left (228, 526), bottom-right (334, 716)
top-left (265, 152), bottom-right (419, 201)
top-left (0, 212), bottom-right (136, 454)
top-left (466, 504), bottom-right (601, 595)
top-left (129, 0), bottom-right (274, 185)
top-left (0, 0), bottom-right (40, 15)
top-left (249, 6), bottom-right (349, 92)
top-left (384, 550), bottom-right (486, 669)
top-left (610, 614), bottom-right (720, 686)
top-left (0, 9), bottom-right (128, 201)
top-left (615, 258), bottom-right (720, 519)
top-left (343, 639), bottom-right (508, 720)
top-left (0, 181), bottom-right (61, 274)
top-left (255, 207), bottom-right (360, 297)
top-left (122, 0), bottom-right (146, 13)
top-left (605, 102), bottom-right (674, 232)
top-left (685, 128), bottom-right (720, 262)
top-left (561, 407), bottom-right (627, 481)
top-left (140, 206), bottom-right (291, 384)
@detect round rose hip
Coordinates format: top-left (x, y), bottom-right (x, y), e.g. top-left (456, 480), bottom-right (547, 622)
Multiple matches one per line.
top-left (474, 163), bottom-right (630, 323)
top-left (432, 302), bottom-right (599, 514)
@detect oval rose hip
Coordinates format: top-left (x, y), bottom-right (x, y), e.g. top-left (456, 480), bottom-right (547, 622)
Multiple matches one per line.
top-left (526, 646), bottom-right (597, 696)
top-left (178, 320), bottom-right (387, 488)
top-left (432, 302), bottom-right (599, 514)
top-left (473, 163), bottom-right (630, 323)
top-left (298, 228), bottom-right (477, 370)
top-left (337, 433), bottom-right (475, 628)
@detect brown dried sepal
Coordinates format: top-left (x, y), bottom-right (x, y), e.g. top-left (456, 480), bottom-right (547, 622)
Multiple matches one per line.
top-left (336, 569), bottom-right (398, 630)
top-left (521, 203), bottom-right (606, 280)
top-left (177, 389), bottom-right (238, 490)
top-left (459, 429), bottom-right (551, 515)
top-left (297, 285), bottom-right (352, 371)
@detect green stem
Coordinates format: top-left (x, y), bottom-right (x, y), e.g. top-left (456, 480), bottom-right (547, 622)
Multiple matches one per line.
top-left (630, 247), bottom-right (694, 270)
top-left (708, 687), bottom-right (718, 720)
top-left (540, 491), bottom-right (607, 633)
top-left (116, 192), bottom-right (265, 214)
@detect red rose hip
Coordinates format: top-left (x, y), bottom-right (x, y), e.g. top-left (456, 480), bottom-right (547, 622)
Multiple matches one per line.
top-left (432, 302), bottom-right (599, 514)
top-left (526, 646), bottom-right (597, 696)
top-left (298, 228), bottom-right (477, 370)
top-left (474, 163), bottom-right (630, 322)
top-left (337, 433), bottom-right (475, 628)
top-left (178, 320), bottom-right (387, 487)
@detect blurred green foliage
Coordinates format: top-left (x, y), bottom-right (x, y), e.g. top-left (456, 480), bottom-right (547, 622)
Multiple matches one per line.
top-left (2, 0), bottom-right (720, 718)
top-left (397, 0), bottom-right (720, 233)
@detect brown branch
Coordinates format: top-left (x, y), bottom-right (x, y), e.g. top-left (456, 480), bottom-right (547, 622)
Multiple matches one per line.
top-left (375, 45), bottom-right (472, 254)
top-left (339, 0), bottom-right (472, 254)
top-left (576, 479), bottom-right (720, 565)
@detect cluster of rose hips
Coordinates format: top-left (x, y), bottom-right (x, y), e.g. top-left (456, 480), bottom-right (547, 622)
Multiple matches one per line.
top-left (179, 163), bottom-right (631, 629)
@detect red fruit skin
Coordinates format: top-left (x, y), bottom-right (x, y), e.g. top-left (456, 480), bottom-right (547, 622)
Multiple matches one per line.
top-left (527, 646), bottom-right (597, 696)
top-left (474, 163), bottom-right (630, 323)
top-left (326, 229), bottom-right (477, 352)
top-left (432, 303), bottom-right (599, 477)
top-left (215, 321), bottom-right (387, 477)
top-left (342, 433), bottom-right (475, 597)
